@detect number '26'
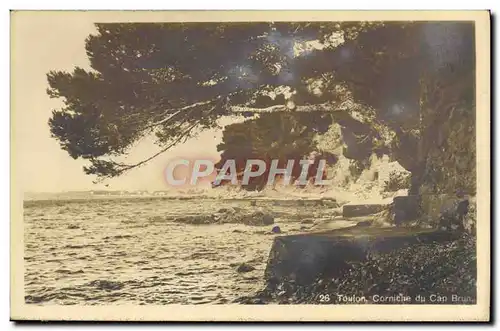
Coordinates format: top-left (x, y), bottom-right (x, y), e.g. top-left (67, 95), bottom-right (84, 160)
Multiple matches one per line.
top-left (319, 294), bottom-right (330, 303)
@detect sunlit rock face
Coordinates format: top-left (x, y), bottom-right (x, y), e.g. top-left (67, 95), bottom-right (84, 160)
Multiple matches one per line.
top-left (312, 120), bottom-right (411, 204)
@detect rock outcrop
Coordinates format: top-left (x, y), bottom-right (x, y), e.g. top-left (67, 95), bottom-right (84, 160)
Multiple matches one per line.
top-left (173, 208), bottom-right (274, 226)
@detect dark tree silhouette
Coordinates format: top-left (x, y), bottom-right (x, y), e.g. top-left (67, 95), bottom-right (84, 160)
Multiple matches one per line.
top-left (47, 22), bottom-right (475, 194)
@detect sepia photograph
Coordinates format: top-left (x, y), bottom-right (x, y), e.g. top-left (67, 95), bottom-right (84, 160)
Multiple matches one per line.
top-left (10, 10), bottom-right (490, 322)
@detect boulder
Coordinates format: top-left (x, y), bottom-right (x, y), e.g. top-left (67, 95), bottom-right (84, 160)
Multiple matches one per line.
top-left (393, 195), bottom-right (421, 225)
top-left (271, 226), bottom-right (281, 234)
top-left (262, 214), bottom-right (275, 225)
top-left (438, 197), bottom-right (469, 232)
top-left (236, 263), bottom-right (256, 273)
top-left (420, 194), bottom-right (474, 231)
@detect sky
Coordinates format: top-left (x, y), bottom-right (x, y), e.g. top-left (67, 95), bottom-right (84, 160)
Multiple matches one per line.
top-left (11, 13), bottom-right (227, 193)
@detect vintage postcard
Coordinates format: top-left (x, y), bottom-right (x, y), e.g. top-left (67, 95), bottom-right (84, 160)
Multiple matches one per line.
top-left (10, 10), bottom-right (490, 322)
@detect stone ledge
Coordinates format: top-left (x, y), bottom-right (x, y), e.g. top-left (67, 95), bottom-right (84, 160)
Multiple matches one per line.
top-left (264, 227), bottom-right (458, 287)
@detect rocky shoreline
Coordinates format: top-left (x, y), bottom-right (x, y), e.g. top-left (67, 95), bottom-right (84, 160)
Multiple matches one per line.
top-left (228, 195), bottom-right (477, 305)
top-left (164, 194), bottom-right (477, 306)
top-left (236, 233), bottom-right (476, 305)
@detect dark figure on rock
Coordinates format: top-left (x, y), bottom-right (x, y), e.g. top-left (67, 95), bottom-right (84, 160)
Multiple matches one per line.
top-left (438, 190), bottom-right (469, 232)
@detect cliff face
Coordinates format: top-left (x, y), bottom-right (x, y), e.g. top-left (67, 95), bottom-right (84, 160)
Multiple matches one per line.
top-left (417, 103), bottom-right (476, 226)
top-left (419, 105), bottom-right (476, 196)
top-left (416, 23), bottom-right (476, 197)
top-left (414, 57), bottom-right (476, 227)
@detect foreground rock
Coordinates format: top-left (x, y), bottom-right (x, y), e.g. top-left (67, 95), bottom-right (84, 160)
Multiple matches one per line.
top-left (236, 234), bottom-right (476, 304)
top-left (264, 226), bottom-right (459, 287)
